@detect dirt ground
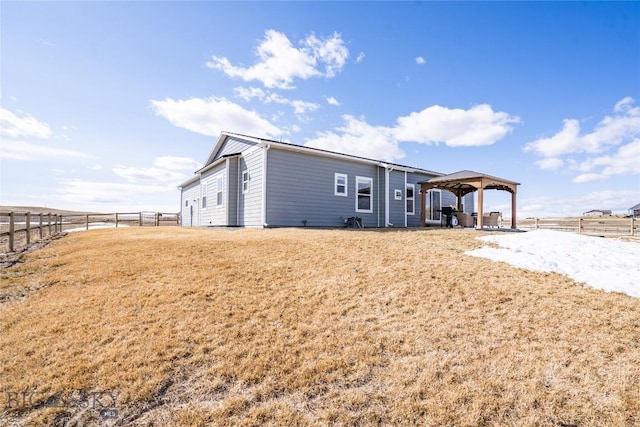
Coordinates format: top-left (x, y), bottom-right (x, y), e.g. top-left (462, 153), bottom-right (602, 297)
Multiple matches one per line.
top-left (0, 227), bottom-right (638, 426)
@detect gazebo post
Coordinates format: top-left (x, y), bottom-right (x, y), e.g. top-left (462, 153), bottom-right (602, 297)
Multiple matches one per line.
top-left (477, 186), bottom-right (484, 229)
top-left (511, 189), bottom-right (517, 229)
top-left (456, 188), bottom-right (463, 212)
top-left (420, 184), bottom-right (427, 227)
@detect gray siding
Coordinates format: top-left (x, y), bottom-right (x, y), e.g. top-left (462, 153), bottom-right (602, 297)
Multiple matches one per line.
top-left (227, 158), bottom-right (239, 226)
top-left (406, 172), bottom-right (437, 227)
top-left (181, 181), bottom-right (200, 227)
top-left (387, 170), bottom-right (405, 227)
top-left (265, 148), bottom-right (382, 228)
top-left (238, 148), bottom-right (263, 227)
top-left (213, 137), bottom-right (258, 162)
top-left (201, 163), bottom-right (226, 226)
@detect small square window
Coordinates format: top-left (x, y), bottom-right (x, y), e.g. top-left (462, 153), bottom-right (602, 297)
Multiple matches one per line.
top-left (242, 170), bottom-right (250, 193)
top-left (335, 173), bottom-right (348, 196)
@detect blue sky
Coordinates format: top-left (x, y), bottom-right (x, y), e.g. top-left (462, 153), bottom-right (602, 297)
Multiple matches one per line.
top-left (1, 1), bottom-right (639, 216)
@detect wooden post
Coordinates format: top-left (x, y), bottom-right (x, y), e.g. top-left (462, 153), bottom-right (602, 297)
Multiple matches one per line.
top-left (476, 187), bottom-right (484, 229)
top-left (139, 212), bottom-right (143, 226)
top-left (86, 215), bottom-right (90, 231)
top-left (26, 212), bottom-right (31, 245)
top-left (115, 212), bottom-right (119, 228)
top-left (631, 217), bottom-right (635, 236)
top-left (39, 214), bottom-right (43, 239)
top-left (156, 212), bottom-right (160, 227)
top-left (578, 217), bottom-right (583, 234)
top-left (9, 212), bottom-right (15, 252)
top-left (177, 213), bottom-right (180, 225)
top-left (48, 213), bottom-right (52, 236)
top-left (534, 217), bottom-right (539, 230)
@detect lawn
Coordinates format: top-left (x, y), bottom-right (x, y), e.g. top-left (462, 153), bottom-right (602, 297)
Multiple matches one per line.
top-left (0, 227), bottom-right (638, 426)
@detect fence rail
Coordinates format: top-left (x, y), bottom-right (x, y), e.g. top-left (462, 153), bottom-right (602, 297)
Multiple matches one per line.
top-left (0, 211), bottom-right (180, 253)
top-left (516, 217), bottom-right (638, 236)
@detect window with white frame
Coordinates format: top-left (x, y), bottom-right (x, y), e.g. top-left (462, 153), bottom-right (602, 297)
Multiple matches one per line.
top-left (201, 182), bottom-right (208, 209)
top-left (216, 176), bottom-right (223, 206)
top-left (335, 173), bottom-right (347, 196)
top-left (355, 176), bottom-right (373, 213)
top-left (242, 170), bottom-right (250, 193)
top-left (406, 184), bottom-right (415, 215)
top-left (424, 189), bottom-right (441, 221)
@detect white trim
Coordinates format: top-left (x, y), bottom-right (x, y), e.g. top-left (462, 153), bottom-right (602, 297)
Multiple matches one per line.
top-left (262, 144), bottom-right (270, 227)
top-left (355, 176), bottom-right (373, 214)
top-left (334, 173), bottom-right (348, 196)
top-left (201, 182), bottom-right (208, 209)
top-left (384, 168), bottom-right (390, 227)
top-left (404, 172), bottom-right (408, 227)
top-left (237, 157), bottom-right (241, 226)
top-left (225, 158), bottom-right (230, 225)
top-left (406, 182), bottom-right (415, 217)
top-left (215, 174), bottom-right (224, 207)
top-left (242, 169), bottom-right (250, 194)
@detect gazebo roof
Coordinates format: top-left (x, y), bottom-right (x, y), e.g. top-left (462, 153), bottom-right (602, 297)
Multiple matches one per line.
top-left (418, 170), bottom-right (520, 194)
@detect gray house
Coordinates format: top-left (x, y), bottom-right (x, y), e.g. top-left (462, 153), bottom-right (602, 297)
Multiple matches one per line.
top-left (178, 132), bottom-right (474, 228)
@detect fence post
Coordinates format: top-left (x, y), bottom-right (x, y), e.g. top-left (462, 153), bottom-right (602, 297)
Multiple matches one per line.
top-left (578, 218), bottom-right (583, 234)
top-left (39, 214), bottom-right (43, 239)
top-left (632, 217), bottom-right (635, 236)
top-left (9, 212), bottom-right (15, 252)
top-left (26, 212), bottom-right (31, 245)
top-left (86, 214), bottom-right (89, 231)
top-left (156, 213), bottom-right (160, 227)
top-left (116, 212), bottom-right (119, 228)
top-left (177, 213), bottom-right (180, 225)
top-left (139, 212), bottom-right (143, 226)
top-left (48, 213), bottom-right (52, 236)
top-left (534, 217), bottom-right (539, 230)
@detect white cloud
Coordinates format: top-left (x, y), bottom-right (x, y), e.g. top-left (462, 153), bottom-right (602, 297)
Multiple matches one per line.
top-left (573, 139), bottom-right (640, 182)
top-left (206, 30), bottom-right (349, 89)
top-left (526, 98), bottom-right (640, 181)
top-left (232, 86), bottom-right (319, 116)
top-left (326, 96), bottom-right (341, 106)
top-left (150, 96), bottom-right (282, 138)
top-left (518, 190), bottom-right (640, 218)
top-left (112, 166), bottom-right (187, 183)
top-left (415, 56), bottom-right (426, 64)
top-left (305, 115), bottom-right (404, 162)
top-left (0, 140), bottom-right (95, 160)
top-left (394, 104), bottom-right (521, 147)
top-left (535, 157), bottom-right (564, 170)
top-left (525, 97), bottom-right (640, 157)
top-left (89, 164), bottom-right (103, 171)
top-left (57, 180), bottom-right (174, 206)
top-left (355, 52), bottom-right (365, 63)
top-left (153, 156), bottom-right (201, 171)
top-left (304, 104), bottom-right (519, 162)
top-left (0, 108), bottom-right (52, 139)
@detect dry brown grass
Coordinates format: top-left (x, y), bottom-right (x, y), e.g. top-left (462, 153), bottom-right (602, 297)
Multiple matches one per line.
top-left (0, 227), bottom-right (638, 426)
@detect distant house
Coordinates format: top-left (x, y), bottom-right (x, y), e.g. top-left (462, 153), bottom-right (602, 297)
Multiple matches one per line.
top-left (583, 209), bottom-right (612, 217)
top-left (629, 203), bottom-right (640, 218)
top-left (177, 131), bottom-right (474, 228)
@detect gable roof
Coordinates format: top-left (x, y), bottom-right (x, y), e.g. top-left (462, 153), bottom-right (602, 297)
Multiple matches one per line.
top-left (204, 131), bottom-right (444, 176)
top-left (630, 202), bottom-right (640, 210)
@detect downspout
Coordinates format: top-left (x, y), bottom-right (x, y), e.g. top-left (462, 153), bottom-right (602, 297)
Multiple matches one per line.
top-left (377, 167), bottom-right (380, 227)
top-left (225, 158), bottom-right (230, 226)
top-left (262, 144), bottom-right (270, 227)
top-left (237, 157), bottom-right (241, 226)
top-left (383, 165), bottom-right (394, 227)
top-left (404, 171), bottom-right (408, 228)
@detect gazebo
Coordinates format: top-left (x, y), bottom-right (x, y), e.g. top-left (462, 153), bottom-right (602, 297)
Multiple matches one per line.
top-left (418, 170), bottom-right (520, 229)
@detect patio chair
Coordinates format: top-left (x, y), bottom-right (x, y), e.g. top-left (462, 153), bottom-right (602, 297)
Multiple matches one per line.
top-left (457, 212), bottom-right (475, 228)
top-left (482, 212), bottom-right (501, 228)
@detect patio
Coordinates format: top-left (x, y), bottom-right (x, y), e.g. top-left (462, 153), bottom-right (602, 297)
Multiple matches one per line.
top-left (419, 170), bottom-right (520, 229)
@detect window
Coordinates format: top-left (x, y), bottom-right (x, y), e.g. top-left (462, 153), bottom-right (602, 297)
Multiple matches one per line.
top-left (201, 183), bottom-right (207, 209)
top-left (216, 176), bottom-right (223, 206)
top-left (406, 184), bottom-right (415, 215)
top-left (355, 176), bottom-right (373, 213)
top-left (334, 173), bottom-right (347, 196)
top-left (424, 190), bottom-right (441, 221)
top-left (242, 170), bottom-right (250, 193)
top-left (394, 189), bottom-right (402, 200)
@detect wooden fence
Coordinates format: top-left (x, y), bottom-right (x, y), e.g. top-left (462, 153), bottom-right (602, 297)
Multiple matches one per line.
top-left (0, 211), bottom-right (180, 253)
top-left (515, 217), bottom-right (638, 236)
